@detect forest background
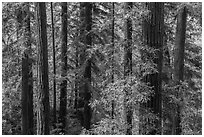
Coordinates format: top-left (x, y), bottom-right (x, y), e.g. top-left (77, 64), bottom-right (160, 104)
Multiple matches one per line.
top-left (1, 0), bottom-right (203, 135)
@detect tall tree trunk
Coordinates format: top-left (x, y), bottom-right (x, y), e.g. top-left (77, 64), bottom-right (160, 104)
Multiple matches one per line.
top-left (50, 2), bottom-right (57, 127)
top-left (74, 57), bottom-right (78, 110)
top-left (142, 2), bottom-right (164, 135)
top-left (173, 6), bottom-right (187, 135)
top-left (83, 2), bottom-right (92, 130)
top-left (75, 38), bottom-right (79, 110)
top-left (79, 2), bottom-right (92, 130)
top-left (111, 2), bottom-right (115, 134)
top-left (124, 2), bottom-right (133, 135)
top-left (36, 2), bottom-right (50, 135)
top-left (74, 4), bottom-right (80, 111)
top-left (59, 2), bottom-right (68, 133)
top-left (21, 2), bottom-right (34, 135)
top-left (111, 1), bottom-right (115, 120)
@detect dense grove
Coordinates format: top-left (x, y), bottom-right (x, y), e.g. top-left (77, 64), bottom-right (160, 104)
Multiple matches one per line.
top-left (2, 2), bottom-right (202, 135)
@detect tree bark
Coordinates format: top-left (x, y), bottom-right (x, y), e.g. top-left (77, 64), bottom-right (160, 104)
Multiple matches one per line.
top-left (74, 53), bottom-right (78, 110)
top-left (50, 2), bottom-right (57, 127)
top-left (173, 6), bottom-right (187, 135)
top-left (111, 2), bottom-right (115, 134)
top-left (36, 2), bottom-right (50, 135)
top-left (21, 2), bottom-right (34, 135)
top-left (142, 2), bottom-right (164, 135)
top-left (79, 2), bottom-right (92, 130)
top-left (74, 49), bottom-right (78, 110)
top-left (124, 2), bottom-right (133, 135)
top-left (74, 4), bottom-right (80, 111)
top-left (59, 2), bottom-right (68, 133)
top-left (83, 3), bottom-right (92, 130)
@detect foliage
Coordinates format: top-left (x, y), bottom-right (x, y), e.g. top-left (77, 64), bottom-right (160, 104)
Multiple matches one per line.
top-left (2, 2), bottom-right (202, 135)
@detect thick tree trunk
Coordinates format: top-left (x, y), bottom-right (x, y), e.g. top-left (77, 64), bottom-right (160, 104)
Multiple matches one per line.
top-left (79, 2), bottom-right (92, 130)
top-left (173, 6), bottom-right (187, 135)
top-left (142, 2), bottom-right (164, 135)
top-left (83, 1), bottom-right (92, 126)
top-left (36, 2), bottom-right (50, 135)
top-left (174, 6), bottom-right (187, 85)
top-left (59, 2), bottom-right (68, 133)
top-left (124, 2), bottom-right (133, 135)
top-left (50, 2), bottom-right (57, 127)
top-left (21, 2), bottom-right (34, 135)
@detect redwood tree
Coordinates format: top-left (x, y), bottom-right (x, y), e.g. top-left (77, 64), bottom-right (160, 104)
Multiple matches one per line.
top-left (124, 2), bottom-right (133, 135)
top-left (21, 2), bottom-right (34, 135)
top-left (79, 2), bottom-right (92, 130)
top-left (59, 2), bottom-right (68, 133)
top-left (36, 2), bottom-right (50, 135)
top-left (50, 2), bottom-right (57, 127)
top-left (142, 2), bottom-right (164, 135)
top-left (111, 2), bottom-right (115, 134)
top-left (84, 2), bottom-right (92, 130)
top-left (173, 6), bottom-right (187, 135)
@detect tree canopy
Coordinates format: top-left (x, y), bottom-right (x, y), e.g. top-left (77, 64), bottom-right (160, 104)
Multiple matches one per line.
top-left (2, 2), bottom-right (202, 135)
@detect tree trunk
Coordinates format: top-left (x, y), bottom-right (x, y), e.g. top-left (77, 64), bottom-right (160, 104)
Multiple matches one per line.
top-left (173, 6), bottom-right (187, 135)
top-left (142, 2), bottom-right (164, 135)
top-left (74, 3), bottom-right (80, 110)
top-left (75, 36), bottom-right (79, 110)
top-left (79, 2), bottom-right (92, 130)
top-left (111, 1), bottom-right (115, 120)
top-left (83, 3), bottom-right (92, 130)
top-left (59, 2), bottom-right (68, 133)
top-left (36, 2), bottom-right (50, 135)
top-left (74, 55), bottom-right (78, 110)
top-left (124, 2), bottom-right (133, 135)
top-left (111, 2), bottom-right (115, 134)
top-left (21, 2), bottom-right (34, 135)
top-left (50, 2), bottom-right (57, 127)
